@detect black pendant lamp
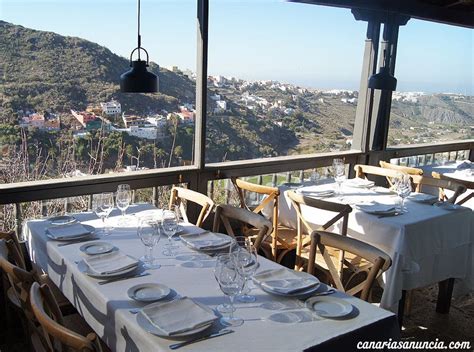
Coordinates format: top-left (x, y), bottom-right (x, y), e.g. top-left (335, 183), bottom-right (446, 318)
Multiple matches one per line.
top-left (120, 0), bottom-right (158, 93)
top-left (368, 49), bottom-right (397, 91)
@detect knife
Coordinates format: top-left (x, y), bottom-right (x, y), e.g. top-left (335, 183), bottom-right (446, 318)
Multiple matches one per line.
top-left (97, 272), bottom-right (150, 285)
top-left (169, 329), bottom-right (234, 350)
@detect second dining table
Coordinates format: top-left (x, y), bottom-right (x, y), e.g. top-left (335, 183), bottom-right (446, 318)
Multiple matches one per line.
top-left (24, 203), bottom-right (399, 352)
top-left (276, 179), bottom-right (474, 313)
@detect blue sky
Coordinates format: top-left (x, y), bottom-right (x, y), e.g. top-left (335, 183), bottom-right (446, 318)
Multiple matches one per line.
top-left (1, 0), bottom-right (472, 94)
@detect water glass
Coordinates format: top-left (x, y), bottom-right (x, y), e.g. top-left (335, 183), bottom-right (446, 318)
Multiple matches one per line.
top-left (333, 159), bottom-right (346, 197)
top-left (395, 174), bottom-right (411, 213)
top-left (214, 254), bottom-right (245, 327)
top-left (162, 210), bottom-right (178, 256)
top-left (116, 184), bottom-right (131, 225)
top-left (137, 216), bottom-right (161, 269)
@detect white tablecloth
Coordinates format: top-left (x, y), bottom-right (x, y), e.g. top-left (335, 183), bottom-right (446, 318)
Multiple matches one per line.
top-left (24, 204), bottom-right (397, 352)
top-left (421, 161), bottom-right (474, 209)
top-left (278, 182), bottom-right (474, 312)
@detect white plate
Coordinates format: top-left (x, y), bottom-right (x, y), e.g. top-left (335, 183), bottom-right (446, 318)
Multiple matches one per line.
top-left (305, 296), bottom-right (353, 318)
top-left (372, 186), bottom-right (395, 195)
top-left (79, 241), bottom-right (115, 255)
top-left (408, 193), bottom-right (438, 204)
top-left (127, 283), bottom-right (171, 302)
top-left (300, 190), bottom-right (335, 198)
top-left (136, 301), bottom-right (215, 337)
top-left (48, 215), bottom-right (78, 226)
top-left (46, 224), bottom-right (96, 241)
top-left (77, 259), bottom-right (139, 279)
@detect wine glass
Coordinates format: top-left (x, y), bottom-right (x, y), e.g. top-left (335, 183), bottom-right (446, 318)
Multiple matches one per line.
top-left (395, 174), bottom-right (411, 213)
top-left (214, 253), bottom-right (236, 314)
top-left (93, 192), bottom-right (114, 236)
top-left (231, 239), bottom-right (258, 303)
top-left (137, 216), bottom-right (161, 269)
top-left (214, 254), bottom-right (245, 327)
top-left (162, 210), bottom-right (178, 256)
top-left (333, 159), bottom-right (346, 198)
top-left (116, 184), bottom-right (131, 226)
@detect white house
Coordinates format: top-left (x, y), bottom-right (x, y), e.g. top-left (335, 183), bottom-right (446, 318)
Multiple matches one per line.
top-left (118, 126), bottom-right (159, 140)
top-left (100, 101), bottom-right (121, 115)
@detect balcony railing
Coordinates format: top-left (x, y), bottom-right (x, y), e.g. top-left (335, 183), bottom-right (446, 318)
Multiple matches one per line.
top-left (1, 139), bottom-right (472, 238)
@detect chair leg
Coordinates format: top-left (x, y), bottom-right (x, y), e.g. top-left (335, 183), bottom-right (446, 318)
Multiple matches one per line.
top-left (398, 290), bottom-right (406, 329)
top-left (436, 278), bottom-right (454, 314)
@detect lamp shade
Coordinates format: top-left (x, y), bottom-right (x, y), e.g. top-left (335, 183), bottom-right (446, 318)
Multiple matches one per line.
top-left (120, 60), bottom-right (158, 93)
top-left (368, 66), bottom-right (397, 91)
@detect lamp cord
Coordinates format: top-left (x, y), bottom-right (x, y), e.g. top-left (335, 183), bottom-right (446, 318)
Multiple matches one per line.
top-left (137, 0), bottom-right (141, 60)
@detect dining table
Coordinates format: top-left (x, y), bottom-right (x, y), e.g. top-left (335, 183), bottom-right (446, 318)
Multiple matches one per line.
top-left (275, 179), bottom-right (474, 313)
top-left (24, 203), bottom-right (399, 352)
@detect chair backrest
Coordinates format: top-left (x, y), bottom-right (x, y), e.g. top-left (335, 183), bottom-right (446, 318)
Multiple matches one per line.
top-left (432, 171), bottom-right (473, 205)
top-left (354, 164), bottom-right (404, 182)
top-left (287, 191), bottom-right (352, 270)
top-left (379, 161), bottom-right (423, 187)
top-left (30, 282), bottom-right (101, 352)
top-left (169, 186), bottom-right (215, 227)
top-left (231, 178), bottom-right (281, 260)
top-left (307, 231), bottom-right (392, 302)
top-left (212, 204), bottom-right (273, 251)
top-left (411, 175), bottom-right (466, 203)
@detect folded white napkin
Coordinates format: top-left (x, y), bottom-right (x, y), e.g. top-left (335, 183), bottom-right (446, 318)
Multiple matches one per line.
top-left (254, 268), bottom-right (319, 294)
top-left (83, 251), bottom-right (138, 275)
top-left (408, 193), bottom-right (438, 204)
top-left (346, 178), bottom-right (375, 188)
top-left (46, 223), bottom-right (91, 240)
top-left (356, 203), bottom-right (397, 214)
top-left (457, 160), bottom-right (472, 170)
top-left (180, 232), bottom-right (231, 250)
top-left (142, 297), bottom-right (216, 336)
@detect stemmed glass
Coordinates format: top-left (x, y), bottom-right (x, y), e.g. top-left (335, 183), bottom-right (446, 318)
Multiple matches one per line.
top-left (333, 159), bottom-right (346, 198)
top-left (395, 174), bottom-right (412, 213)
top-left (137, 216), bottom-right (161, 269)
top-left (162, 210), bottom-right (178, 256)
top-left (93, 192), bottom-right (114, 236)
top-left (116, 184), bottom-right (131, 226)
top-left (229, 237), bottom-right (258, 303)
top-left (214, 254), bottom-right (245, 327)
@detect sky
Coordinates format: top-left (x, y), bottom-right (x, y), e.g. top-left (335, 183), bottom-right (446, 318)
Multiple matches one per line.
top-left (1, 0), bottom-right (473, 94)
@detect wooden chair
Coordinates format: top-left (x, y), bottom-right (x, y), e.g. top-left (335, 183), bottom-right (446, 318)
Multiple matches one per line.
top-left (411, 175), bottom-right (466, 204)
top-left (354, 164), bottom-right (405, 186)
top-left (286, 191), bottom-right (352, 272)
top-left (169, 186), bottom-right (215, 227)
top-left (212, 204), bottom-right (273, 251)
top-left (231, 177), bottom-right (297, 263)
top-left (379, 161), bottom-right (423, 187)
top-left (308, 231), bottom-right (392, 302)
top-left (30, 282), bottom-right (104, 352)
top-left (432, 171), bottom-right (473, 205)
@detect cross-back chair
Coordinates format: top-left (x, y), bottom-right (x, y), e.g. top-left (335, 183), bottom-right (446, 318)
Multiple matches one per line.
top-left (169, 186), bottom-right (215, 227)
top-left (212, 204), bottom-right (273, 251)
top-left (411, 175), bottom-right (466, 203)
top-left (30, 282), bottom-right (104, 352)
top-left (379, 161), bottom-right (423, 187)
top-left (308, 230), bottom-right (392, 302)
top-left (286, 191), bottom-right (352, 273)
top-left (432, 171), bottom-right (473, 205)
top-left (231, 177), bottom-right (297, 263)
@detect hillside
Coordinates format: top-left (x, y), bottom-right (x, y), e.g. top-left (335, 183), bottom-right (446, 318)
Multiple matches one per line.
top-left (0, 20), bottom-right (193, 113)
